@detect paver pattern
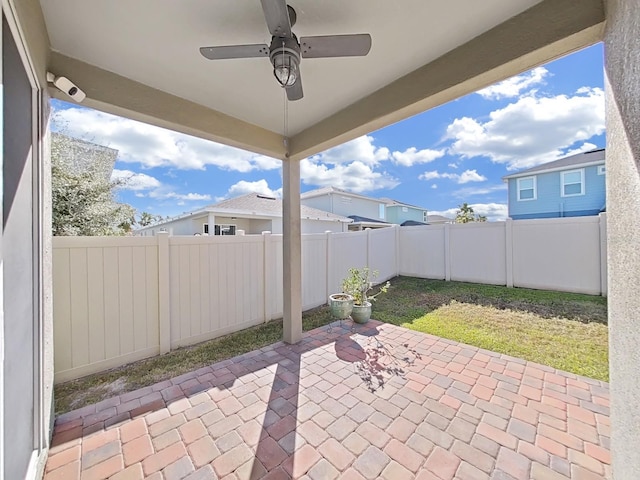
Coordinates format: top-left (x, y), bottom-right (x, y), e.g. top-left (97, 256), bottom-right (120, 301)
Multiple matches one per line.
top-left (45, 320), bottom-right (611, 479)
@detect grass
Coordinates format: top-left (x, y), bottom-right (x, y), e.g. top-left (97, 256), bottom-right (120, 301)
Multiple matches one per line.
top-left (54, 277), bottom-right (608, 414)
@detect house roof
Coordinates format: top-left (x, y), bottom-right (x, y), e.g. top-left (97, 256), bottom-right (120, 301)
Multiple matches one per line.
top-left (138, 193), bottom-right (351, 231)
top-left (207, 193), bottom-right (350, 222)
top-left (347, 215), bottom-right (390, 224)
top-left (502, 149), bottom-right (605, 180)
top-left (301, 186), bottom-right (383, 203)
top-left (426, 214), bottom-right (454, 224)
top-left (401, 220), bottom-right (429, 226)
top-left (379, 198), bottom-right (427, 210)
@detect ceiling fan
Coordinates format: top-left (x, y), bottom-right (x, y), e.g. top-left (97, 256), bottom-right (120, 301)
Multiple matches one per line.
top-left (199, 0), bottom-right (372, 101)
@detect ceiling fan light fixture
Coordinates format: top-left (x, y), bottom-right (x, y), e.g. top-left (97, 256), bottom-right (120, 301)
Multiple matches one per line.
top-left (272, 51), bottom-right (299, 87)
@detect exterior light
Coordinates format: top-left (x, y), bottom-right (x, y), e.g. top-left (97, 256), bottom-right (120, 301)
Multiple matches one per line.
top-left (272, 51), bottom-right (299, 87)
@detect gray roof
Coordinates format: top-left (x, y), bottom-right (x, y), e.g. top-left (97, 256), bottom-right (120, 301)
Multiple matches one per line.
top-left (207, 193), bottom-right (351, 222)
top-left (503, 149), bottom-right (605, 179)
top-left (427, 214), bottom-right (453, 224)
top-left (301, 186), bottom-right (380, 203)
top-left (379, 197), bottom-right (427, 210)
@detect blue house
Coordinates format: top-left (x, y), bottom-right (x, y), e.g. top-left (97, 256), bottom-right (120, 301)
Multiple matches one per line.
top-left (503, 149), bottom-right (606, 220)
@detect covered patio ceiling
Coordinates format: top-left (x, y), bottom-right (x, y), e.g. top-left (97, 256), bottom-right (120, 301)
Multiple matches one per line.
top-left (34, 0), bottom-right (604, 161)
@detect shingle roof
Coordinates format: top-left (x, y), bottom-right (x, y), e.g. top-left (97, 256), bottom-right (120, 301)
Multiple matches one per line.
top-left (379, 197), bottom-right (426, 209)
top-left (426, 214), bottom-right (453, 223)
top-left (207, 193), bottom-right (351, 222)
top-left (502, 149), bottom-right (605, 179)
top-left (301, 186), bottom-right (381, 203)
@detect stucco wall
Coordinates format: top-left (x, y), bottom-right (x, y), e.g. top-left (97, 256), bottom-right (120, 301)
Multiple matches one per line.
top-left (604, 1), bottom-right (640, 477)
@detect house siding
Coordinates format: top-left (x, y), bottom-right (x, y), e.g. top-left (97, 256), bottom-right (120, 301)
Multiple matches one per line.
top-left (386, 205), bottom-right (426, 224)
top-left (508, 164), bottom-right (605, 219)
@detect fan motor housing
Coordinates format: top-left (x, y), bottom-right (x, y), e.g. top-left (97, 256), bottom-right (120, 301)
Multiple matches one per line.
top-left (269, 35), bottom-right (301, 63)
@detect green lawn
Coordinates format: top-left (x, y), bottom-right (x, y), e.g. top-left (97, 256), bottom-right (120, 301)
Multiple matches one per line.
top-left (54, 277), bottom-right (608, 414)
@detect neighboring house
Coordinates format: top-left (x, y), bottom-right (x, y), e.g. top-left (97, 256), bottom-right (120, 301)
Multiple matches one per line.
top-left (426, 214), bottom-right (454, 224)
top-left (137, 192), bottom-right (352, 236)
top-left (301, 187), bottom-right (429, 230)
top-left (503, 149), bottom-right (606, 220)
top-left (381, 198), bottom-right (429, 225)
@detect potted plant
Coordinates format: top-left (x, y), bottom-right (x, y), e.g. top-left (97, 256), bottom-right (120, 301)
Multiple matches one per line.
top-left (341, 267), bottom-right (390, 324)
top-left (328, 292), bottom-right (354, 320)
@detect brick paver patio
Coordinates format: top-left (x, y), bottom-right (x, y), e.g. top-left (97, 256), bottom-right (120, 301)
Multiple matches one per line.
top-left (45, 320), bottom-right (611, 479)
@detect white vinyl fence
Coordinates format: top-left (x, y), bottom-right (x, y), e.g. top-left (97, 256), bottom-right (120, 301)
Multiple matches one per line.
top-left (53, 214), bottom-right (607, 382)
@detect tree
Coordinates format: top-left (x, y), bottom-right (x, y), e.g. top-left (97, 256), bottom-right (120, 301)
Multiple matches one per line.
top-left (138, 211), bottom-right (155, 227)
top-left (52, 134), bottom-right (135, 236)
top-left (455, 203), bottom-right (488, 223)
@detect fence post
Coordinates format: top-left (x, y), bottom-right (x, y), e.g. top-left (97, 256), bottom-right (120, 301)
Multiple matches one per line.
top-left (394, 225), bottom-right (400, 277)
top-left (505, 219), bottom-right (514, 288)
top-left (157, 232), bottom-right (171, 354)
top-left (326, 231), bottom-right (333, 300)
top-left (366, 228), bottom-right (372, 269)
top-left (444, 223), bottom-right (451, 281)
top-left (599, 212), bottom-right (608, 297)
top-left (262, 232), bottom-right (272, 321)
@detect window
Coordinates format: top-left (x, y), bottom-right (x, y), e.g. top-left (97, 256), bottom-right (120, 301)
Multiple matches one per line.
top-left (203, 223), bottom-right (209, 234)
top-left (423, 211), bottom-right (428, 222)
top-left (214, 224), bottom-right (236, 235)
top-left (561, 169), bottom-right (585, 197)
top-left (597, 165), bottom-right (606, 175)
top-left (379, 204), bottom-right (386, 220)
top-left (517, 176), bottom-right (536, 201)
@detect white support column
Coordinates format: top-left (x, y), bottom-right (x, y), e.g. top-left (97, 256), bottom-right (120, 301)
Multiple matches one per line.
top-left (604, 2), bottom-right (640, 477)
top-left (207, 212), bottom-right (215, 235)
top-left (282, 159), bottom-right (302, 344)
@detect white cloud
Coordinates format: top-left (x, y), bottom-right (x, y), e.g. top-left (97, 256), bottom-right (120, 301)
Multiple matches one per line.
top-left (309, 135), bottom-right (390, 166)
top-left (301, 159), bottom-right (399, 193)
top-left (227, 179), bottom-right (282, 198)
top-left (448, 163), bottom-right (458, 169)
top-left (111, 169), bottom-right (161, 190)
top-left (419, 169), bottom-right (487, 184)
top-left (147, 190), bottom-right (212, 201)
top-left (111, 168), bottom-right (211, 202)
top-left (431, 184), bottom-right (438, 189)
top-left (430, 203), bottom-right (508, 222)
top-left (477, 67), bottom-right (549, 100)
top-left (419, 171), bottom-right (442, 181)
top-left (446, 87), bottom-right (605, 170)
top-left (391, 147), bottom-right (445, 167)
top-left (458, 170), bottom-right (487, 184)
top-left (52, 107), bottom-right (282, 172)
top-left (453, 184), bottom-right (507, 198)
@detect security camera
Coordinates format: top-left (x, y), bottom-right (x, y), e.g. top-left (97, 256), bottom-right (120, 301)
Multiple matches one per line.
top-left (46, 72), bottom-right (86, 103)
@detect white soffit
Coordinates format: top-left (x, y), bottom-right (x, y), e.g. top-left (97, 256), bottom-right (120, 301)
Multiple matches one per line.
top-left (41, 0), bottom-right (542, 136)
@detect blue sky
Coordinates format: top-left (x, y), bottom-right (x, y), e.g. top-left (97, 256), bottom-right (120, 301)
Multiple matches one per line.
top-left (51, 43), bottom-right (604, 221)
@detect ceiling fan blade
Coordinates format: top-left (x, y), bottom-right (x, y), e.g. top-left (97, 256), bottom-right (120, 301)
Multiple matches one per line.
top-left (286, 76), bottom-right (303, 101)
top-left (260, 0), bottom-right (292, 38)
top-left (200, 44), bottom-right (269, 60)
top-left (300, 34), bottom-right (372, 58)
